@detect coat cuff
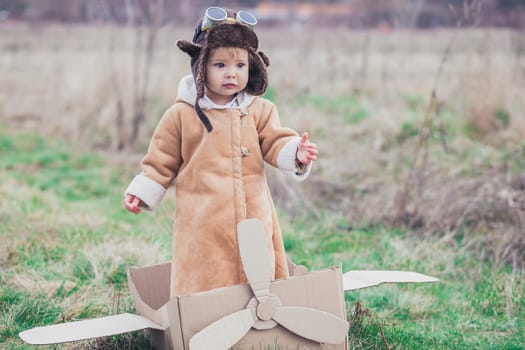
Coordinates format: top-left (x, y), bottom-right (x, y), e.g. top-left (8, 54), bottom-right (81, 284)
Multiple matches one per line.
top-left (125, 174), bottom-right (166, 210)
top-left (276, 137), bottom-right (312, 181)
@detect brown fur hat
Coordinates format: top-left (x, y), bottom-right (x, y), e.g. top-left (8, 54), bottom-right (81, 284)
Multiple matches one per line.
top-left (176, 20), bottom-right (270, 132)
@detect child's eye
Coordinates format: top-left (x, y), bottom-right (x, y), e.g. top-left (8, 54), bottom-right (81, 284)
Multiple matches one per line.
top-left (237, 63), bottom-right (246, 68)
top-left (214, 63), bottom-right (224, 68)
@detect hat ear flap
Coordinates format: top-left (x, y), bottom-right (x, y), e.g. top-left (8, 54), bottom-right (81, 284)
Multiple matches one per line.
top-left (176, 40), bottom-right (201, 58)
top-left (195, 49), bottom-right (208, 99)
top-left (246, 49), bottom-right (269, 96)
top-left (258, 51), bottom-right (270, 67)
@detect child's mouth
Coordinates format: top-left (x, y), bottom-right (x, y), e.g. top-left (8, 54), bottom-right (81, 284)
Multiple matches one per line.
top-left (223, 83), bottom-right (236, 89)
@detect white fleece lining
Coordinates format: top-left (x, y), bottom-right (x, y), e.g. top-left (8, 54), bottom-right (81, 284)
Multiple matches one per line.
top-left (276, 137), bottom-right (312, 181)
top-left (177, 75), bottom-right (196, 105)
top-left (124, 174), bottom-right (166, 211)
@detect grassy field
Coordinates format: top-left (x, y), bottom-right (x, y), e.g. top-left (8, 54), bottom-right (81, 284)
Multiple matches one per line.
top-left (1, 130), bottom-right (523, 349)
top-left (1, 21), bottom-right (525, 349)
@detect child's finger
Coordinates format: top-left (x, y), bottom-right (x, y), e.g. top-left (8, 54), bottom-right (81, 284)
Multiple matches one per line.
top-left (124, 200), bottom-right (134, 212)
top-left (300, 132), bottom-right (309, 144)
top-left (124, 195), bottom-right (142, 213)
top-left (307, 145), bottom-right (318, 154)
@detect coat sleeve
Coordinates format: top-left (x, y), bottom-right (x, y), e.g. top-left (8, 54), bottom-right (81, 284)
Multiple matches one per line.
top-left (256, 100), bottom-right (297, 166)
top-left (125, 106), bottom-right (183, 210)
top-left (256, 100), bottom-right (312, 180)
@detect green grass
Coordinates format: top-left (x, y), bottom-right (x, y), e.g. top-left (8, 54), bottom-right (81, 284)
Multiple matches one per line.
top-left (0, 129), bottom-right (172, 349)
top-left (280, 213), bottom-right (524, 350)
top-left (296, 94), bottom-right (370, 125)
top-left (1, 129), bottom-right (524, 349)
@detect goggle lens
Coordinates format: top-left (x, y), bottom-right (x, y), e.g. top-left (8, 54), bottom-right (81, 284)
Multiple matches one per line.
top-left (205, 7), bottom-right (227, 22)
top-left (236, 11), bottom-right (257, 27)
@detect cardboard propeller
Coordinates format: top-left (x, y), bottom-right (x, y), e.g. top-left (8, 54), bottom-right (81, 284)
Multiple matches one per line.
top-left (189, 219), bottom-right (349, 349)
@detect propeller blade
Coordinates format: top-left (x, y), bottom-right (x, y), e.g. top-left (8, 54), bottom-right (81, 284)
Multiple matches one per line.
top-left (189, 309), bottom-right (256, 350)
top-left (273, 306), bottom-right (349, 345)
top-left (19, 313), bottom-right (164, 345)
top-left (237, 219), bottom-right (271, 302)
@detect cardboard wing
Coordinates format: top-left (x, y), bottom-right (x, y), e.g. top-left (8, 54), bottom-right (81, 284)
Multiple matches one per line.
top-left (343, 270), bottom-right (438, 291)
top-left (18, 313), bottom-right (164, 345)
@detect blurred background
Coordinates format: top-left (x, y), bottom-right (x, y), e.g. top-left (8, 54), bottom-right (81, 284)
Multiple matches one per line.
top-left (1, 1), bottom-right (524, 349)
top-left (2, 0), bottom-right (524, 265)
top-left (1, 0), bottom-right (524, 27)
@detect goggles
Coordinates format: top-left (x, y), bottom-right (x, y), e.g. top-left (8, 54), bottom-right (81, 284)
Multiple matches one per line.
top-left (201, 7), bottom-right (257, 32)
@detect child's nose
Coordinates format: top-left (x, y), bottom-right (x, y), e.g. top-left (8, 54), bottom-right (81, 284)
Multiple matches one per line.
top-left (225, 68), bottom-right (236, 78)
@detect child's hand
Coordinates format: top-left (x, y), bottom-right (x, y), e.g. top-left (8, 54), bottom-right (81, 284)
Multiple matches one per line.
top-left (124, 194), bottom-right (144, 214)
top-left (296, 132), bottom-right (318, 165)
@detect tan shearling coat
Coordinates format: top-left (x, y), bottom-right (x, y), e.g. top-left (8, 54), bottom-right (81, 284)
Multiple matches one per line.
top-left (126, 75), bottom-right (311, 296)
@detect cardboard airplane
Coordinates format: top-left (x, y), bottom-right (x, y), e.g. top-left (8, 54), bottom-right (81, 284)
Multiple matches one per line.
top-left (19, 219), bottom-right (438, 349)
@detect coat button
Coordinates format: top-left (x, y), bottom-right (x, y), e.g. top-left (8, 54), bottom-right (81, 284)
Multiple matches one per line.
top-left (241, 146), bottom-right (250, 157)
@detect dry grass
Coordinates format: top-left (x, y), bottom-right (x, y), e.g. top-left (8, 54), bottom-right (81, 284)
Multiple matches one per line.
top-left (2, 21), bottom-right (525, 270)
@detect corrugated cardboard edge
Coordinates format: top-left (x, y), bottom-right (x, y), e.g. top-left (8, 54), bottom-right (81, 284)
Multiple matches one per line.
top-left (166, 297), bottom-right (185, 350)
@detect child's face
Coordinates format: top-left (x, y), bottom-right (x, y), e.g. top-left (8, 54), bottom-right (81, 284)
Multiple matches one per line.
top-left (205, 47), bottom-right (249, 105)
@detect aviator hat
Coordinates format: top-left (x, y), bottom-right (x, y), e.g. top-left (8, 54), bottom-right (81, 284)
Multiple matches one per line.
top-left (176, 9), bottom-right (270, 132)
